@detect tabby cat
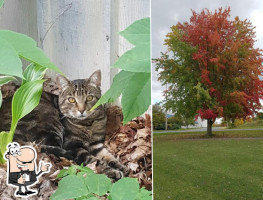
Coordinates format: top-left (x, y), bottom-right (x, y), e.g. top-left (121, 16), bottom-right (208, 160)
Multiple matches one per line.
top-left (0, 70), bottom-right (127, 179)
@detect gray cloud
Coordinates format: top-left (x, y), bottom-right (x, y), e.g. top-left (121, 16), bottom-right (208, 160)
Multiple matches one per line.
top-left (152, 0), bottom-right (263, 103)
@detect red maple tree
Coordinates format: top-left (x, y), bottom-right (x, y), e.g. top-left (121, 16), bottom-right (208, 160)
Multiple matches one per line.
top-left (156, 7), bottom-right (263, 135)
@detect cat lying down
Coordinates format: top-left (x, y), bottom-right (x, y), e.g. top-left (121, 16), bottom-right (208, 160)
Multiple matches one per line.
top-left (0, 70), bottom-right (128, 180)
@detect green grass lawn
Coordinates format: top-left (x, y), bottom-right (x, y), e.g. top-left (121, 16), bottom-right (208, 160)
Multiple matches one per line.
top-left (154, 130), bottom-right (263, 138)
top-left (153, 136), bottom-right (263, 200)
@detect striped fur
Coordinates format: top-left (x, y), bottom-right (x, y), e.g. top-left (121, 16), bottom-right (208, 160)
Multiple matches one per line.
top-left (0, 70), bottom-right (127, 180)
top-left (57, 71), bottom-right (127, 179)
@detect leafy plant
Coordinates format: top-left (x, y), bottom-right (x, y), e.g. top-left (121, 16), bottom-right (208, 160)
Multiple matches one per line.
top-left (0, 0), bottom-right (4, 8)
top-left (51, 165), bottom-right (152, 200)
top-left (0, 30), bottom-right (61, 163)
top-left (92, 18), bottom-right (151, 124)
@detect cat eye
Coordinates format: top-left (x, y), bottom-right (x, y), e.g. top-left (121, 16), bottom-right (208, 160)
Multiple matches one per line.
top-left (87, 95), bottom-right (93, 101)
top-left (68, 97), bottom-right (76, 103)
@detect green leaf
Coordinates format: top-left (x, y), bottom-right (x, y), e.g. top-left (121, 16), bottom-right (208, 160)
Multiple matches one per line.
top-left (11, 80), bottom-right (45, 132)
top-left (0, 0), bottom-right (4, 8)
top-left (77, 165), bottom-right (94, 174)
top-left (122, 73), bottom-right (151, 124)
top-left (0, 76), bottom-right (17, 86)
top-left (0, 76), bottom-right (17, 109)
top-left (84, 173), bottom-right (112, 196)
top-left (87, 197), bottom-right (100, 200)
top-left (119, 18), bottom-right (150, 46)
top-left (113, 18), bottom-right (150, 73)
top-left (136, 188), bottom-right (152, 200)
top-left (0, 30), bottom-right (62, 74)
top-left (76, 193), bottom-right (94, 200)
top-left (91, 71), bottom-right (134, 110)
top-left (51, 175), bottom-right (90, 200)
top-left (0, 38), bottom-right (23, 78)
top-left (0, 90), bottom-right (2, 108)
top-left (112, 45), bottom-right (150, 73)
top-left (68, 165), bottom-right (78, 175)
top-left (110, 178), bottom-right (140, 200)
top-left (22, 63), bottom-right (47, 85)
top-left (92, 71), bottom-right (151, 124)
top-left (0, 131), bottom-right (12, 164)
top-left (91, 17), bottom-right (151, 124)
top-left (57, 169), bottom-right (69, 178)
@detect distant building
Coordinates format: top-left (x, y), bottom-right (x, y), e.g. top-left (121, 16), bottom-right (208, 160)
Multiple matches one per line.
top-left (181, 117), bottom-right (207, 128)
top-left (195, 117), bottom-right (207, 128)
top-left (166, 113), bottom-right (207, 128)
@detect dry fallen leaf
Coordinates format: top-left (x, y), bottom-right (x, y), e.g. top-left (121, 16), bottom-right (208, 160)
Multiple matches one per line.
top-left (0, 103), bottom-right (152, 199)
top-left (105, 107), bottom-right (152, 190)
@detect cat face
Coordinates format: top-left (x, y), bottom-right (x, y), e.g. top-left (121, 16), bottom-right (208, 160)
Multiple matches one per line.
top-left (56, 70), bottom-right (102, 120)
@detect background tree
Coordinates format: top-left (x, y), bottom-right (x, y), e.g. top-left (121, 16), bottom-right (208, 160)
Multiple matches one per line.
top-left (257, 112), bottom-right (263, 120)
top-left (167, 116), bottom-right (180, 130)
top-left (153, 103), bottom-right (166, 130)
top-left (155, 7), bottom-right (263, 136)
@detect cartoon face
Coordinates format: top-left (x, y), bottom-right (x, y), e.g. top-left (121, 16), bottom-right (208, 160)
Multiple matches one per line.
top-left (5, 146), bottom-right (36, 172)
top-left (9, 145), bottom-right (21, 156)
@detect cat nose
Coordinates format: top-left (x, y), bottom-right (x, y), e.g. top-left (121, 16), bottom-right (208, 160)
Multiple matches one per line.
top-left (79, 109), bottom-right (85, 114)
top-left (78, 104), bottom-right (86, 114)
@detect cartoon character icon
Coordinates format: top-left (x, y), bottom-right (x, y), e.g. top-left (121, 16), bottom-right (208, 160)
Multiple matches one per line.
top-left (4, 142), bottom-right (51, 197)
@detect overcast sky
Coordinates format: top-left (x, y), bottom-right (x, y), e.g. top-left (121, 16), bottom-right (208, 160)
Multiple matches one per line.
top-left (152, 0), bottom-right (263, 104)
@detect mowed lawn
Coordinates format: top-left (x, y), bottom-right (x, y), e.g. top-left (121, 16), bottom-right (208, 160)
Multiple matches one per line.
top-left (153, 136), bottom-right (263, 200)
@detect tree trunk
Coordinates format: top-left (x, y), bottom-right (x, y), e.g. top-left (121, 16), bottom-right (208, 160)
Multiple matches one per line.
top-left (207, 119), bottom-right (213, 136)
top-left (231, 118), bottom-right (235, 128)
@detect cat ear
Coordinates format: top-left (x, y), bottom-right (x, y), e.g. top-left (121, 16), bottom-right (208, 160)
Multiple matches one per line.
top-left (87, 70), bottom-right (101, 88)
top-left (56, 74), bottom-right (71, 91)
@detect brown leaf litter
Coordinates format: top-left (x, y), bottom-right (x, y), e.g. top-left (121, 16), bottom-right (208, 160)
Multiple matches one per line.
top-left (0, 82), bottom-right (152, 199)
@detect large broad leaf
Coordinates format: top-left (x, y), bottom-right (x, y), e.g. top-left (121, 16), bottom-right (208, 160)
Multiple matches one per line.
top-left (51, 175), bottom-right (90, 200)
top-left (84, 173), bottom-right (111, 196)
top-left (0, 76), bottom-right (17, 108)
top-left (76, 195), bottom-right (100, 200)
top-left (110, 178), bottom-right (140, 200)
top-left (92, 71), bottom-right (151, 124)
top-left (22, 63), bottom-right (47, 85)
top-left (0, 76), bottom-right (17, 86)
top-left (112, 45), bottom-right (150, 73)
top-left (119, 18), bottom-right (150, 46)
top-left (56, 169), bottom-right (69, 179)
top-left (92, 17), bottom-right (151, 123)
top-left (77, 196), bottom-right (100, 200)
top-left (112, 18), bottom-right (150, 73)
top-left (0, 30), bottom-right (62, 75)
top-left (87, 197), bottom-right (100, 200)
top-left (11, 80), bottom-right (45, 132)
top-left (92, 71), bottom-right (135, 109)
top-left (0, 38), bottom-right (23, 78)
top-left (136, 188), bottom-right (152, 200)
top-left (77, 165), bottom-right (94, 174)
top-left (0, 0), bottom-right (4, 8)
top-left (122, 72), bottom-right (151, 124)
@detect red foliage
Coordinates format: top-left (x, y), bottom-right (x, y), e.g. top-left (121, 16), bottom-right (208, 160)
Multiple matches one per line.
top-left (157, 7), bottom-right (263, 125)
top-left (209, 87), bottom-right (216, 93)
top-left (197, 109), bottom-right (217, 121)
top-left (177, 8), bottom-right (263, 120)
top-left (201, 69), bottom-right (211, 85)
